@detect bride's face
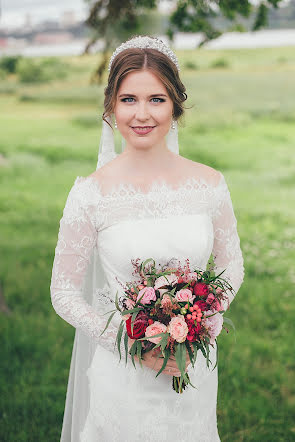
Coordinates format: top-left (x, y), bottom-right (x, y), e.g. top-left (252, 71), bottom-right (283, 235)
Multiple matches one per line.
top-left (113, 69), bottom-right (174, 149)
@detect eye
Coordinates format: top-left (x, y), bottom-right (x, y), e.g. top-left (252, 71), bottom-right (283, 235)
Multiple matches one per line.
top-left (151, 98), bottom-right (166, 103)
top-left (120, 97), bottom-right (166, 103)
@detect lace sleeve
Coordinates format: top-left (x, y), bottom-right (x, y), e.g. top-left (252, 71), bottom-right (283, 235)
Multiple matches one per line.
top-left (211, 173), bottom-right (245, 310)
top-left (50, 179), bottom-right (121, 353)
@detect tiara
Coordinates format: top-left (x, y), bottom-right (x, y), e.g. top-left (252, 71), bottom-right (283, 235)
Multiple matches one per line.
top-left (108, 35), bottom-right (180, 72)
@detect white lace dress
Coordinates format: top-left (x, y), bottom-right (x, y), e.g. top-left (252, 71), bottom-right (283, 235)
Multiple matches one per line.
top-left (50, 172), bottom-right (244, 442)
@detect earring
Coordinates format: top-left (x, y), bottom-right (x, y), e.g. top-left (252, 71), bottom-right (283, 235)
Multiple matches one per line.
top-left (114, 118), bottom-right (117, 129)
top-left (171, 119), bottom-right (176, 130)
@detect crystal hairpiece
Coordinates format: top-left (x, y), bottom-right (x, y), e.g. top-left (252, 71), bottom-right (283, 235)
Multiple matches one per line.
top-left (108, 35), bottom-right (180, 73)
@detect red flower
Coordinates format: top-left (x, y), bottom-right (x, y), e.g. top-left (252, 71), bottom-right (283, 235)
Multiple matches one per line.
top-left (185, 317), bottom-right (202, 342)
top-left (126, 310), bottom-right (149, 339)
top-left (195, 300), bottom-right (209, 311)
top-left (193, 282), bottom-right (209, 298)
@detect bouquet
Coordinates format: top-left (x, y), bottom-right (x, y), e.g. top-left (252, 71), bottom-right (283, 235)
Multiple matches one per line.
top-left (100, 257), bottom-right (235, 393)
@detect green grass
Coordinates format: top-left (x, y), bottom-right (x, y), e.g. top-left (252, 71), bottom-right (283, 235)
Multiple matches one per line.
top-left (0, 47), bottom-right (295, 441)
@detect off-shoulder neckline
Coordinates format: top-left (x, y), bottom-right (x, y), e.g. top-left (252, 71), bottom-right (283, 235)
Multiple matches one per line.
top-left (73, 172), bottom-right (226, 199)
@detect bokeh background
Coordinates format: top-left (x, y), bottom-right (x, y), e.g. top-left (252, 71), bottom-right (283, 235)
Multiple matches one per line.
top-left (0, 1), bottom-right (295, 441)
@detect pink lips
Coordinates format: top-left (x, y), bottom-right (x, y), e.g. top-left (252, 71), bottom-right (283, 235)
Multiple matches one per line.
top-left (131, 126), bottom-right (155, 135)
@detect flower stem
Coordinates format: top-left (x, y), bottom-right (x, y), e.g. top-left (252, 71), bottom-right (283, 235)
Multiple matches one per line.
top-left (172, 374), bottom-right (190, 393)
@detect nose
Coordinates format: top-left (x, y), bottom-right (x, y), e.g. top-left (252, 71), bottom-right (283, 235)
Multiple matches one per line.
top-left (135, 101), bottom-right (150, 121)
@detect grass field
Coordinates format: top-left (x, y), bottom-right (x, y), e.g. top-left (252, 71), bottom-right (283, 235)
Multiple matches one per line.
top-left (0, 46), bottom-right (294, 441)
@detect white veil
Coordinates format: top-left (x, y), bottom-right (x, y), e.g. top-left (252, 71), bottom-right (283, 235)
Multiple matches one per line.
top-left (60, 44), bottom-right (180, 441)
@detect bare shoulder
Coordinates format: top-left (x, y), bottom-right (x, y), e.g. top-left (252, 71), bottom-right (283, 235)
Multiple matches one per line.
top-left (179, 156), bottom-right (222, 186)
top-left (87, 160), bottom-right (116, 183)
top-left (88, 168), bottom-right (105, 182)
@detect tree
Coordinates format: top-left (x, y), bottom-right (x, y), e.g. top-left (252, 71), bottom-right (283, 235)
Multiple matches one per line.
top-left (83, 0), bottom-right (284, 83)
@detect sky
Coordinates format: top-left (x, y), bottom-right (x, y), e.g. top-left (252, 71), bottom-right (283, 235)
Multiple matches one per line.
top-left (0, 0), bottom-right (291, 30)
top-left (0, 0), bottom-right (88, 29)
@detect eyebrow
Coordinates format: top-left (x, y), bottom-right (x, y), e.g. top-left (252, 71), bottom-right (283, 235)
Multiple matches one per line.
top-left (118, 93), bottom-right (168, 98)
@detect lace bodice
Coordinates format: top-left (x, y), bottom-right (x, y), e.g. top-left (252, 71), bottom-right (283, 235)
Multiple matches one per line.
top-left (50, 172), bottom-right (244, 354)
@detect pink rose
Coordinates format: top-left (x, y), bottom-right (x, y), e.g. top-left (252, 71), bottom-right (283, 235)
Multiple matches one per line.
top-left (160, 294), bottom-right (173, 308)
top-left (145, 321), bottom-right (167, 344)
top-left (136, 287), bottom-right (156, 305)
top-left (175, 288), bottom-right (195, 303)
top-left (203, 310), bottom-right (223, 344)
top-left (167, 314), bottom-right (189, 343)
top-left (154, 273), bottom-right (178, 290)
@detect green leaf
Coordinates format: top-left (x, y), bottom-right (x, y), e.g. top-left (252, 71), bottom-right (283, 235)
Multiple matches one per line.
top-left (223, 316), bottom-right (237, 342)
top-left (191, 342), bottom-right (198, 365)
top-left (204, 341), bottom-right (212, 368)
top-left (101, 308), bottom-right (117, 316)
top-left (115, 290), bottom-right (122, 312)
top-left (137, 332), bottom-right (167, 341)
top-left (198, 342), bottom-right (207, 360)
top-left (136, 340), bottom-right (143, 368)
top-left (116, 320), bottom-right (124, 361)
top-left (185, 341), bottom-right (195, 367)
top-left (184, 372), bottom-right (198, 390)
top-left (121, 307), bottom-right (140, 315)
top-left (130, 341), bottom-right (137, 369)
top-left (212, 339), bottom-right (218, 370)
top-left (140, 258), bottom-right (155, 277)
top-left (99, 311), bottom-right (117, 337)
top-left (155, 347), bottom-right (171, 378)
top-left (160, 333), bottom-right (169, 352)
top-left (223, 316), bottom-right (236, 331)
top-left (174, 342), bottom-right (186, 376)
top-left (131, 311), bottom-right (138, 335)
top-left (124, 332), bottom-right (128, 366)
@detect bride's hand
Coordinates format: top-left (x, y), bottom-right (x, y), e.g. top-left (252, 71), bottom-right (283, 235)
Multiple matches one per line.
top-left (128, 338), bottom-right (191, 377)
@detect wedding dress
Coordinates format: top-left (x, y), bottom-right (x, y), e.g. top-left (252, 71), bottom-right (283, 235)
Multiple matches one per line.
top-left (50, 170), bottom-right (244, 442)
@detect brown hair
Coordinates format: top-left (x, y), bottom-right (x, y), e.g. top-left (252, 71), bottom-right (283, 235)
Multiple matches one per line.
top-left (102, 43), bottom-right (189, 130)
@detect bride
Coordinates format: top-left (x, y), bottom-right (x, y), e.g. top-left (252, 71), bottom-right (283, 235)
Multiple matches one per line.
top-left (50, 35), bottom-right (244, 441)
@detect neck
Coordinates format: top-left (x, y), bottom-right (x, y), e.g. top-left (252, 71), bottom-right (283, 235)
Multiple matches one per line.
top-left (120, 142), bottom-right (174, 171)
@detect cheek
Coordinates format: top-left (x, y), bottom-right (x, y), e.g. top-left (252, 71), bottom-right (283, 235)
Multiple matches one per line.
top-left (115, 104), bottom-right (132, 120)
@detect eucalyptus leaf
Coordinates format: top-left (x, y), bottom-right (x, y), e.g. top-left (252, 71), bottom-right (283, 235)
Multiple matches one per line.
top-left (131, 311), bottom-right (138, 335)
top-left (124, 332), bottom-right (128, 366)
top-left (175, 343), bottom-right (186, 374)
top-left (137, 332), bottom-right (168, 341)
top-left (212, 339), bottom-right (218, 370)
top-left (99, 311), bottom-right (117, 336)
top-left (130, 341), bottom-right (137, 369)
top-left (155, 347), bottom-right (171, 378)
top-left (115, 290), bottom-right (122, 312)
top-left (116, 320), bottom-right (124, 361)
top-left (185, 341), bottom-right (195, 367)
top-left (136, 340), bottom-right (143, 368)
